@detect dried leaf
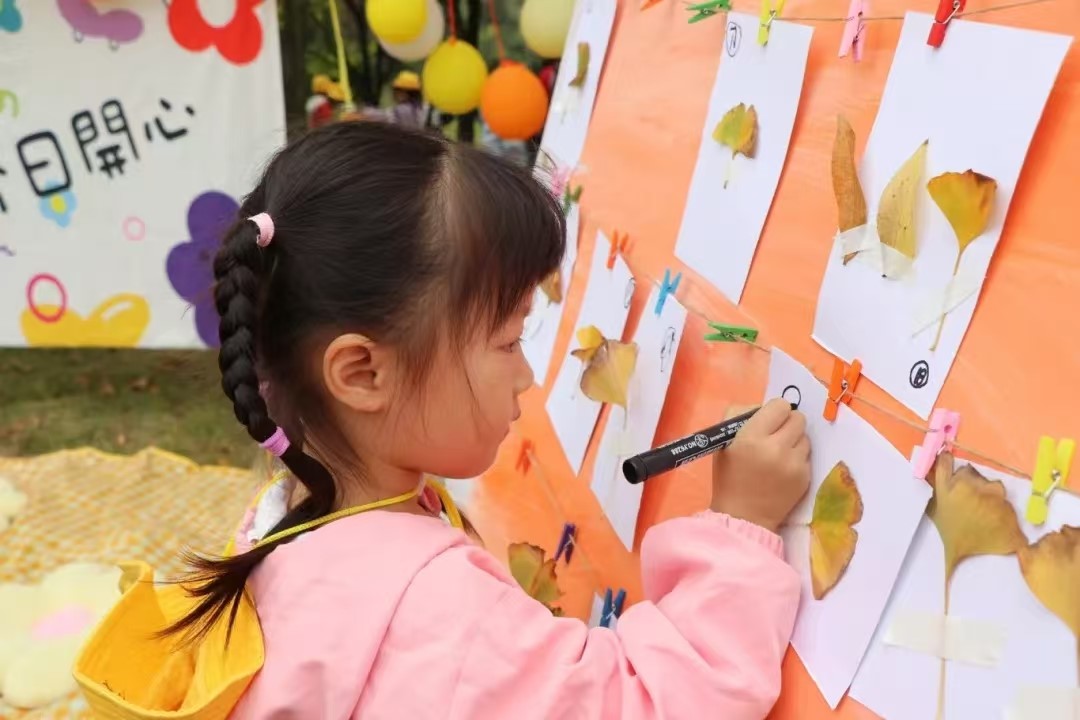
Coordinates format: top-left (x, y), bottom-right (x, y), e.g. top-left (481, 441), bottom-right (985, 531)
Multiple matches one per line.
top-left (809, 461), bottom-right (863, 600)
top-left (1017, 525), bottom-right (1080, 637)
top-left (574, 334), bottom-right (638, 408)
top-left (876, 140), bottom-right (928, 264)
top-left (712, 103), bottom-right (758, 159)
top-left (569, 43), bottom-right (590, 88)
top-left (927, 170), bottom-right (997, 253)
top-left (831, 116), bottom-right (867, 264)
top-left (539, 270), bottom-right (563, 304)
top-left (570, 325), bottom-right (604, 362)
top-left (927, 452), bottom-right (1026, 586)
top-left (507, 542), bottom-right (562, 606)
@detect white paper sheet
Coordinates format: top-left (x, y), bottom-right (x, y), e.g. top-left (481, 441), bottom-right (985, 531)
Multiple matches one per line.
top-left (522, 202), bottom-right (581, 386)
top-left (539, 0), bottom-right (617, 170)
top-left (591, 288), bottom-right (687, 550)
top-left (812, 14), bottom-right (1071, 418)
top-left (849, 453), bottom-right (1080, 720)
top-left (546, 234), bottom-right (634, 474)
top-left (674, 14), bottom-right (812, 304)
top-left (766, 350), bottom-right (932, 708)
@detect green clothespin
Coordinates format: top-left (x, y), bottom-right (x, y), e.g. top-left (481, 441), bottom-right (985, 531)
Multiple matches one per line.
top-left (705, 321), bottom-right (759, 343)
top-left (687, 0), bottom-right (732, 23)
top-left (562, 184), bottom-right (583, 216)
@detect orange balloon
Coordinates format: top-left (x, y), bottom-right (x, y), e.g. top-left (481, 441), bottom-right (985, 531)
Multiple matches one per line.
top-left (480, 63), bottom-right (549, 141)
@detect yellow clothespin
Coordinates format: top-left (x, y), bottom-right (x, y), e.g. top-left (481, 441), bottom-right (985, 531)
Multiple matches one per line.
top-left (758, 0), bottom-right (787, 45)
top-left (1026, 436), bottom-right (1075, 525)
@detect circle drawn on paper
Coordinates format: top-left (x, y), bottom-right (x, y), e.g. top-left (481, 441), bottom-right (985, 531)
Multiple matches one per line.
top-left (726, 22), bottom-right (742, 57)
top-left (623, 277), bottom-right (635, 309)
top-left (27, 273), bottom-right (68, 323)
top-left (910, 361), bottom-right (930, 389)
top-left (123, 216), bottom-right (146, 241)
top-left (781, 385), bottom-right (802, 409)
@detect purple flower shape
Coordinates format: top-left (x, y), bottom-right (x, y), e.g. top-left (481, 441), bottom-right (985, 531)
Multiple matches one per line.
top-left (166, 191), bottom-right (238, 347)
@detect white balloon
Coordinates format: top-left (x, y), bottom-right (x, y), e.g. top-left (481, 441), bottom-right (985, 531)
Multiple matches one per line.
top-left (380, 0), bottom-right (444, 63)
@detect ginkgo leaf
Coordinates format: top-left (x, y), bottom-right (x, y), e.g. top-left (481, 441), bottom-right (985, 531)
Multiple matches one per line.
top-left (540, 270), bottom-right (563, 304)
top-left (809, 461), bottom-right (863, 600)
top-left (572, 330), bottom-right (638, 408)
top-left (1017, 525), bottom-right (1080, 638)
top-left (507, 542), bottom-right (562, 606)
top-left (831, 116), bottom-right (867, 265)
top-left (927, 452), bottom-right (1027, 587)
top-left (877, 140), bottom-right (928, 266)
top-left (569, 42), bottom-right (590, 88)
top-left (927, 170), bottom-right (997, 252)
top-left (712, 103), bottom-right (758, 159)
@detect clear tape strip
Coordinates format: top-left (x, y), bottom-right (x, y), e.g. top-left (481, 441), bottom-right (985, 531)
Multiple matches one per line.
top-left (883, 609), bottom-right (1006, 668)
top-left (836, 224), bottom-right (915, 281)
top-left (1003, 686), bottom-right (1080, 720)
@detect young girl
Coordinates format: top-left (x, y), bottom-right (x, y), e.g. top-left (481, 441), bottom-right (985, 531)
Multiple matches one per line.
top-left (84, 121), bottom-right (811, 718)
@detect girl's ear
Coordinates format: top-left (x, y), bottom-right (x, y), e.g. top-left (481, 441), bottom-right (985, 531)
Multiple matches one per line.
top-left (322, 333), bottom-right (396, 414)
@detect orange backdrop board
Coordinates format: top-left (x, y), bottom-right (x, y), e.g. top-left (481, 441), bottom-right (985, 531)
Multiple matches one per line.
top-left (469, 1), bottom-right (1080, 717)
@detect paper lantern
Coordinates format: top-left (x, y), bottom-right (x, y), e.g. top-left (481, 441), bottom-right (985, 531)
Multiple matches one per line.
top-left (481, 63), bottom-right (549, 140)
top-left (422, 40), bottom-right (489, 115)
top-left (367, 0), bottom-right (426, 45)
top-left (520, 0), bottom-right (575, 59)
top-left (379, 0), bottom-right (444, 62)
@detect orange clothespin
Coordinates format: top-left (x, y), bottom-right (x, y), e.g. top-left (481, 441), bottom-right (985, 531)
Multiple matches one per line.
top-left (839, 0), bottom-right (867, 60)
top-left (516, 439), bottom-right (534, 474)
top-left (607, 231), bottom-right (629, 269)
top-left (927, 0), bottom-right (964, 48)
top-left (824, 357), bottom-right (862, 422)
top-left (1026, 436), bottom-right (1075, 525)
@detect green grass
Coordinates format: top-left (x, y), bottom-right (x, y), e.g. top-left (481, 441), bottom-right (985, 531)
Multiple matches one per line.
top-left (0, 349), bottom-right (256, 467)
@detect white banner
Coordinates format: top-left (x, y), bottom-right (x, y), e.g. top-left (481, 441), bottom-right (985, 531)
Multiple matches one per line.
top-left (0, 0), bottom-right (285, 348)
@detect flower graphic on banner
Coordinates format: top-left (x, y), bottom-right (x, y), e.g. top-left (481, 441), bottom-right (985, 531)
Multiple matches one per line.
top-left (0, 0), bottom-right (23, 33)
top-left (39, 185), bottom-right (77, 228)
top-left (166, 191), bottom-right (239, 347)
top-left (168, 0), bottom-right (264, 66)
top-left (56, 0), bottom-right (143, 49)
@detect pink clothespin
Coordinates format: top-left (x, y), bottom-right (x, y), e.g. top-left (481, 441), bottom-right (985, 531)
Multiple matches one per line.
top-left (839, 0), bottom-right (867, 61)
top-left (913, 409), bottom-right (961, 479)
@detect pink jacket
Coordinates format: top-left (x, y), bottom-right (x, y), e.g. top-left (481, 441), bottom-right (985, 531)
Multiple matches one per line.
top-left (232, 510), bottom-right (800, 719)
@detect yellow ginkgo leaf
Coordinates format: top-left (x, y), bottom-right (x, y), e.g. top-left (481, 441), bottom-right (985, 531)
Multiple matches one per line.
top-left (831, 116), bottom-right (868, 265)
top-left (539, 270), bottom-right (563, 304)
top-left (573, 334), bottom-right (638, 408)
top-left (876, 140), bottom-right (928, 266)
top-left (507, 542), bottom-right (562, 607)
top-left (569, 42), bottom-right (590, 88)
top-left (927, 170), bottom-right (997, 253)
top-left (927, 453), bottom-right (1027, 588)
top-left (1017, 525), bottom-right (1080, 639)
top-left (809, 461), bottom-right (863, 600)
top-left (712, 103), bottom-right (758, 160)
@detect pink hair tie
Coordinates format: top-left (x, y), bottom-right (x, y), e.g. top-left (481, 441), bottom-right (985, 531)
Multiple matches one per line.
top-left (249, 213), bottom-right (275, 247)
top-left (260, 426), bottom-right (291, 457)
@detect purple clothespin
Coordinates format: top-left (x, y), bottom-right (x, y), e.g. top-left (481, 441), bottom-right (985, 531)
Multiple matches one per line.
top-left (555, 522), bottom-right (577, 564)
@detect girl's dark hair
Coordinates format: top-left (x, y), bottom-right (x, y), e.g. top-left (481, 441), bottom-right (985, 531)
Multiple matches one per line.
top-left (169, 121), bottom-right (565, 642)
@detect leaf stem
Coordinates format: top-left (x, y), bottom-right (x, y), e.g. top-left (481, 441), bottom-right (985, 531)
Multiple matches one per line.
top-left (936, 583), bottom-right (952, 720)
top-left (929, 253), bottom-right (964, 352)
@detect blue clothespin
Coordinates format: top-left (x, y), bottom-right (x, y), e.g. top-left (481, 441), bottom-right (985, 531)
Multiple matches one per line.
top-left (654, 269), bottom-right (682, 315)
top-left (686, 0), bottom-right (732, 23)
top-left (554, 522), bottom-right (576, 564)
top-left (600, 588), bottom-right (615, 627)
top-left (612, 588), bottom-right (626, 618)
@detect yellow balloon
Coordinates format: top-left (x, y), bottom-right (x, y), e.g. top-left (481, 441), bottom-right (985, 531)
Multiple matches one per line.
top-left (422, 40), bottom-right (489, 115)
top-left (521, 0), bottom-right (575, 59)
top-left (367, 0), bottom-right (426, 45)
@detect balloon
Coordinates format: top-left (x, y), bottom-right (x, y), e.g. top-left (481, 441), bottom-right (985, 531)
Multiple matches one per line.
top-left (480, 63), bottom-right (549, 140)
top-left (520, 0), bottom-right (575, 59)
top-left (379, 0), bottom-right (443, 62)
top-left (422, 40), bottom-right (488, 115)
top-left (366, 0), bottom-right (426, 45)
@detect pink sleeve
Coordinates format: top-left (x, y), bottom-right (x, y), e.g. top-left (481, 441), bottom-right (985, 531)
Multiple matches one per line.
top-left (442, 512), bottom-right (800, 720)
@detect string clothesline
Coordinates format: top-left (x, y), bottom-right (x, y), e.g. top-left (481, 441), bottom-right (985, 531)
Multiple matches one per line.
top-left (705, 0), bottom-right (1057, 24)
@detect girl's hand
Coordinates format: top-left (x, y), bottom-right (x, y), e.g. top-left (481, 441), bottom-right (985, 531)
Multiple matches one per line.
top-left (710, 399), bottom-right (811, 533)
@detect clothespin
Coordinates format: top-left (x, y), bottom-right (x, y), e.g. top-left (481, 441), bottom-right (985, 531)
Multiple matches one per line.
top-left (838, 0), bottom-right (867, 60)
top-left (824, 357), bottom-right (862, 422)
top-left (607, 231), bottom-right (629, 270)
top-left (516, 439), bottom-right (534, 474)
top-left (599, 587), bottom-right (627, 628)
top-left (562, 184), bottom-right (584, 215)
top-left (554, 522), bottom-right (577, 564)
top-left (654, 269), bottom-right (682, 316)
top-left (686, 0), bottom-right (732, 23)
top-left (927, 0), bottom-right (964, 48)
top-left (612, 588), bottom-right (626, 618)
top-left (704, 321), bottom-right (758, 343)
top-left (912, 409), bottom-right (961, 479)
top-left (1026, 436), bottom-right (1075, 525)
top-left (758, 0), bottom-right (787, 45)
